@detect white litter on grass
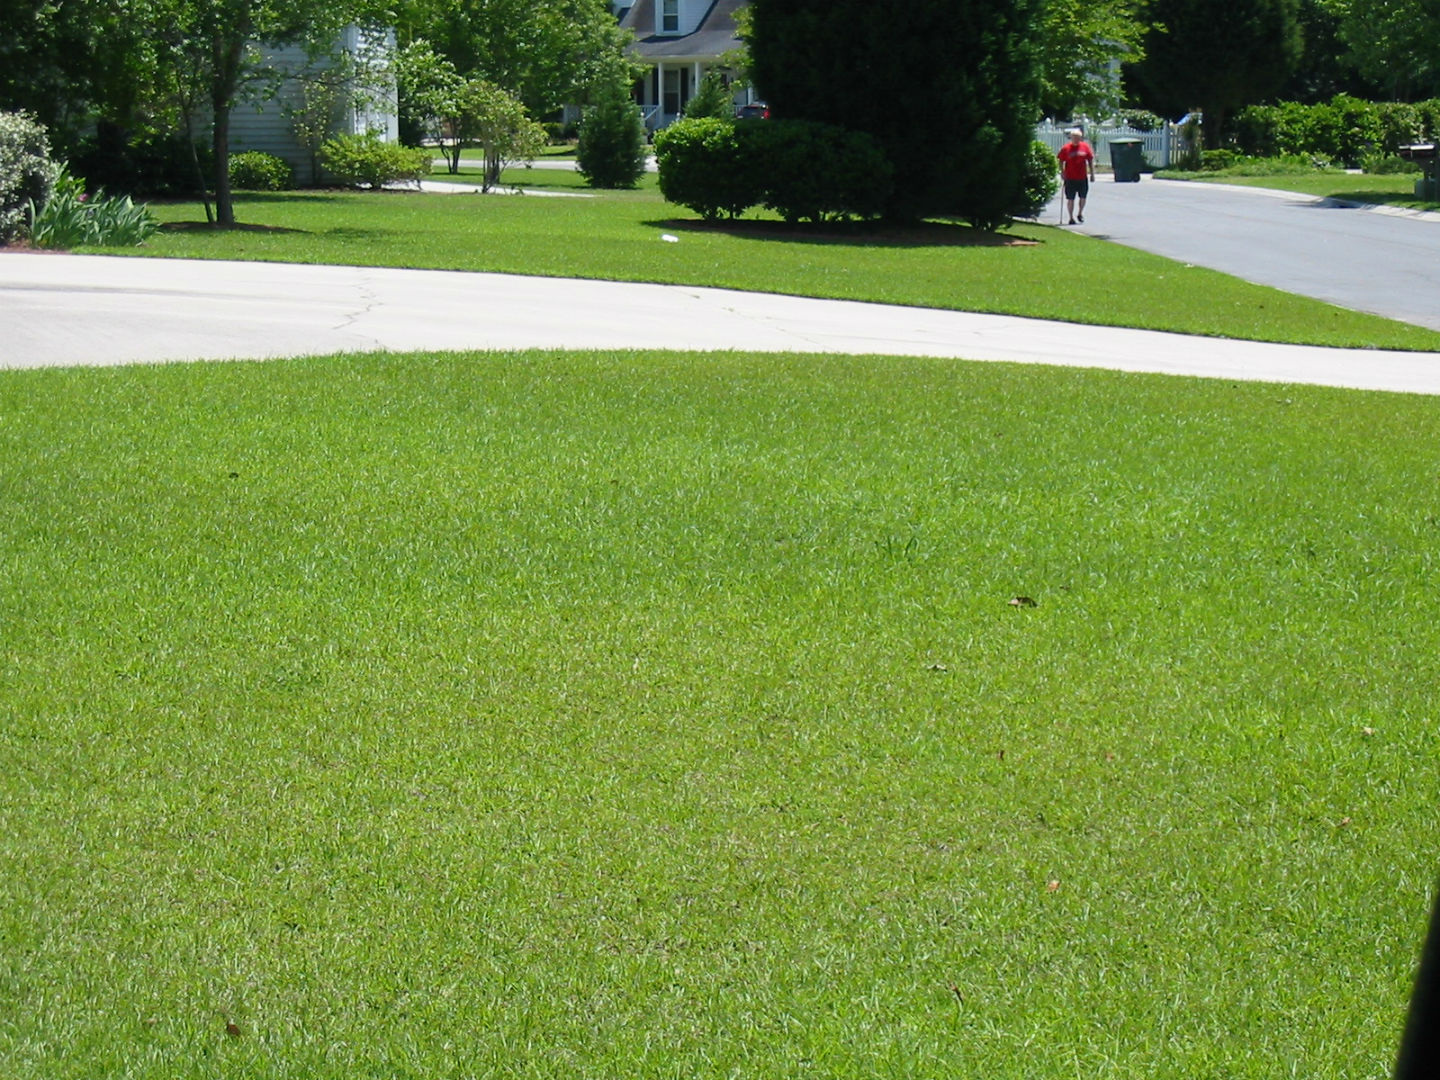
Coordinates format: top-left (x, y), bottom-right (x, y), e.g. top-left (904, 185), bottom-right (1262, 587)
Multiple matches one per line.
top-left (661, 234), bottom-right (679, 243)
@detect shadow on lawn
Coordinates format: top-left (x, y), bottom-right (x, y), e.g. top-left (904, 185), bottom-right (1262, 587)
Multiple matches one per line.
top-left (160, 221), bottom-right (308, 235)
top-left (647, 217), bottom-right (1038, 248)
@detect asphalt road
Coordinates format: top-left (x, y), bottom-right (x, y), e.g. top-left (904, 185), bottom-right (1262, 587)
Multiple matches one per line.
top-left (1050, 176), bottom-right (1440, 331)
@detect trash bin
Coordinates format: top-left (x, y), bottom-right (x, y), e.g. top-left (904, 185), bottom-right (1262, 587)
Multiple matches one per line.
top-left (1109, 137), bottom-right (1144, 182)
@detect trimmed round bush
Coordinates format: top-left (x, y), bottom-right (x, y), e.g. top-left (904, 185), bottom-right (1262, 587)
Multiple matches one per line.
top-left (654, 117), bottom-right (759, 220)
top-left (740, 119), bottom-right (892, 223)
top-left (230, 150), bottom-right (294, 191)
top-left (0, 110), bottom-right (56, 244)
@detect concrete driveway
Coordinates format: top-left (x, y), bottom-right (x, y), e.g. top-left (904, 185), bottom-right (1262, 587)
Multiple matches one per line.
top-left (4, 252), bottom-right (1440, 394)
top-left (1049, 176), bottom-right (1440, 331)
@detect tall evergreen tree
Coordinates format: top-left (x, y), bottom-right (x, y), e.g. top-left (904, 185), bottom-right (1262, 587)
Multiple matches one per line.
top-left (1126, 0), bottom-right (1302, 144)
top-left (747, 0), bottom-right (1042, 227)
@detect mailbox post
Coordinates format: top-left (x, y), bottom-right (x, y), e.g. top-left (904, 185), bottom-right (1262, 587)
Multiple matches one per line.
top-left (1398, 143), bottom-right (1438, 202)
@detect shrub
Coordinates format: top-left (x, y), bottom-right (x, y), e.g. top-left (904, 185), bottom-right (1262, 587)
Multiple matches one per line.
top-left (0, 110), bottom-right (55, 244)
top-left (1417, 100), bottom-right (1440, 142)
top-left (682, 71), bottom-right (735, 121)
top-left (27, 164), bottom-right (159, 248)
top-left (1172, 152), bottom-right (1337, 177)
top-left (1317, 94), bottom-right (1383, 166)
top-left (1017, 140), bottom-right (1059, 218)
top-left (576, 84), bottom-right (648, 189)
top-left (1374, 102), bottom-right (1425, 154)
top-left (1116, 108), bottom-right (1164, 132)
top-left (70, 124), bottom-right (210, 198)
top-left (654, 117), bottom-right (758, 220)
top-left (742, 119), bottom-right (892, 223)
top-left (1231, 105), bottom-right (1281, 157)
top-left (229, 150), bottom-right (294, 191)
top-left (319, 133), bottom-right (432, 189)
top-left (1200, 148), bottom-right (1240, 171)
top-left (1362, 151), bottom-right (1421, 175)
top-left (1235, 95), bottom-right (1440, 165)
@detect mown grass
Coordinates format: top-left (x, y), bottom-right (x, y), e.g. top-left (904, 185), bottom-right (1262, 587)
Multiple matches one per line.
top-left (2, 349), bottom-right (1438, 1079)
top-left (1156, 170), bottom-right (1440, 211)
top-left (128, 177), bottom-right (1440, 352)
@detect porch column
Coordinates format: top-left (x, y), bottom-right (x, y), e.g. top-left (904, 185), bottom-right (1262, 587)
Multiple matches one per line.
top-left (656, 61), bottom-right (666, 114)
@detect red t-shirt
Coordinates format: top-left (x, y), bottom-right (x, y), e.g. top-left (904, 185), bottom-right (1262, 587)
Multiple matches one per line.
top-left (1058, 141), bottom-right (1094, 180)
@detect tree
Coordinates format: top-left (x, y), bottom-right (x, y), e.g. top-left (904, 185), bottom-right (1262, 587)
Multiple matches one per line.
top-left (0, 0), bottom-right (390, 224)
top-left (0, 0), bottom-right (164, 151)
top-left (1037, 0), bottom-right (1150, 118)
top-left (285, 49), bottom-right (396, 187)
top-left (396, 0), bottom-right (637, 118)
top-left (460, 80), bottom-right (547, 189)
top-left (717, 4), bottom-right (755, 94)
top-left (1126, 0), bottom-right (1302, 144)
top-left (133, 0), bottom-right (387, 226)
top-left (1279, 0), bottom-right (1379, 103)
top-left (682, 71), bottom-right (735, 121)
top-left (396, 43), bottom-right (544, 188)
top-left (1327, 0), bottom-right (1440, 100)
top-left (748, 0), bottom-right (1043, 227)
top-left (576, 80), bottom-right (648, 188)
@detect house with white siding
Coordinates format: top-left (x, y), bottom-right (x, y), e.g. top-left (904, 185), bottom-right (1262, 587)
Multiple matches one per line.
top-left (615, 0), bottom-right (754, 130)
top-left (228, 25), bottom-right (399, 186)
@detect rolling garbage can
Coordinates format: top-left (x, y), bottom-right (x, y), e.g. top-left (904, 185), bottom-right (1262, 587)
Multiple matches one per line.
top-left (1109, 137), bottom-right (1144, 182)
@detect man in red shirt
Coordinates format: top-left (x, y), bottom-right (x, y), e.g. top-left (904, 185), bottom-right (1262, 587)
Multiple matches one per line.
top-left (1057, 127), bottom-right (1096, 225)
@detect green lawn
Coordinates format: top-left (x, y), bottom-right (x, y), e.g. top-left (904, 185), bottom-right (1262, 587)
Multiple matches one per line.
top-left (1155, 170), bottom-right (1439, 211)
top-left (125, 174), bottom-right (1440, 352)
top-left (2, 349), bottom-right (1437, 1079)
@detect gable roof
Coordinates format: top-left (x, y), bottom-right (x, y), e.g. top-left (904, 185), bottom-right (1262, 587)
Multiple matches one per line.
top-left (619, 0), bottom-right (746, 61)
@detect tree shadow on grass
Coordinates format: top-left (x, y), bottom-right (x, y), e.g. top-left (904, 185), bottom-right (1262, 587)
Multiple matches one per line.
top-left (160, 221), bottom-right (309, 235)
top-left (240, 190), bottom-right (354, 204)
top-left (645, 217), bottom-right (1038, 248)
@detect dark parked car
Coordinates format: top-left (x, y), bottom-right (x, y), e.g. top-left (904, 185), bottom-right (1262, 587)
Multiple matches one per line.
top-left (735, 102), bottom-right (769, 120)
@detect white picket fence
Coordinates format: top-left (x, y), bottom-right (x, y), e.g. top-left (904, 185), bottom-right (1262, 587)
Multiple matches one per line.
top-left (1035, 121), bottom-right (1190, 170)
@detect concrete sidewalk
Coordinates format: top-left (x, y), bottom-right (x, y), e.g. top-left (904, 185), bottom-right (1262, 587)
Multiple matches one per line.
top-left (3, 252), bottom-right (1439, 394)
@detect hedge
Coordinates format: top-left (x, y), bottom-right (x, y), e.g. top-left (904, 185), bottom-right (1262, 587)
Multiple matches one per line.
top-left (1233, 94), bottom-right (1440, 166)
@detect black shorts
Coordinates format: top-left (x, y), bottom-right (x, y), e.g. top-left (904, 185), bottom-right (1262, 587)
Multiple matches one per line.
top-left (1064, 177), bottom-right (1089, 199)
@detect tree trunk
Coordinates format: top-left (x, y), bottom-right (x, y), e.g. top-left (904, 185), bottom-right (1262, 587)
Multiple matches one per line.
top-left (211, 36), bottom-right (247, 227)
top-left (1201, 105), bottom-right (1226, 153)
top-left (484, 144), bottom-right (500, 192)
top-left (183, 109), bottom-right (214, 225)
top-left (213, 100), bottom-right (234, 226)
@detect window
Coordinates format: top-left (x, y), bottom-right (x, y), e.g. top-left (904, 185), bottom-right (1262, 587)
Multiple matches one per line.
top-left (661, 0), bottom-right (678, 32)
